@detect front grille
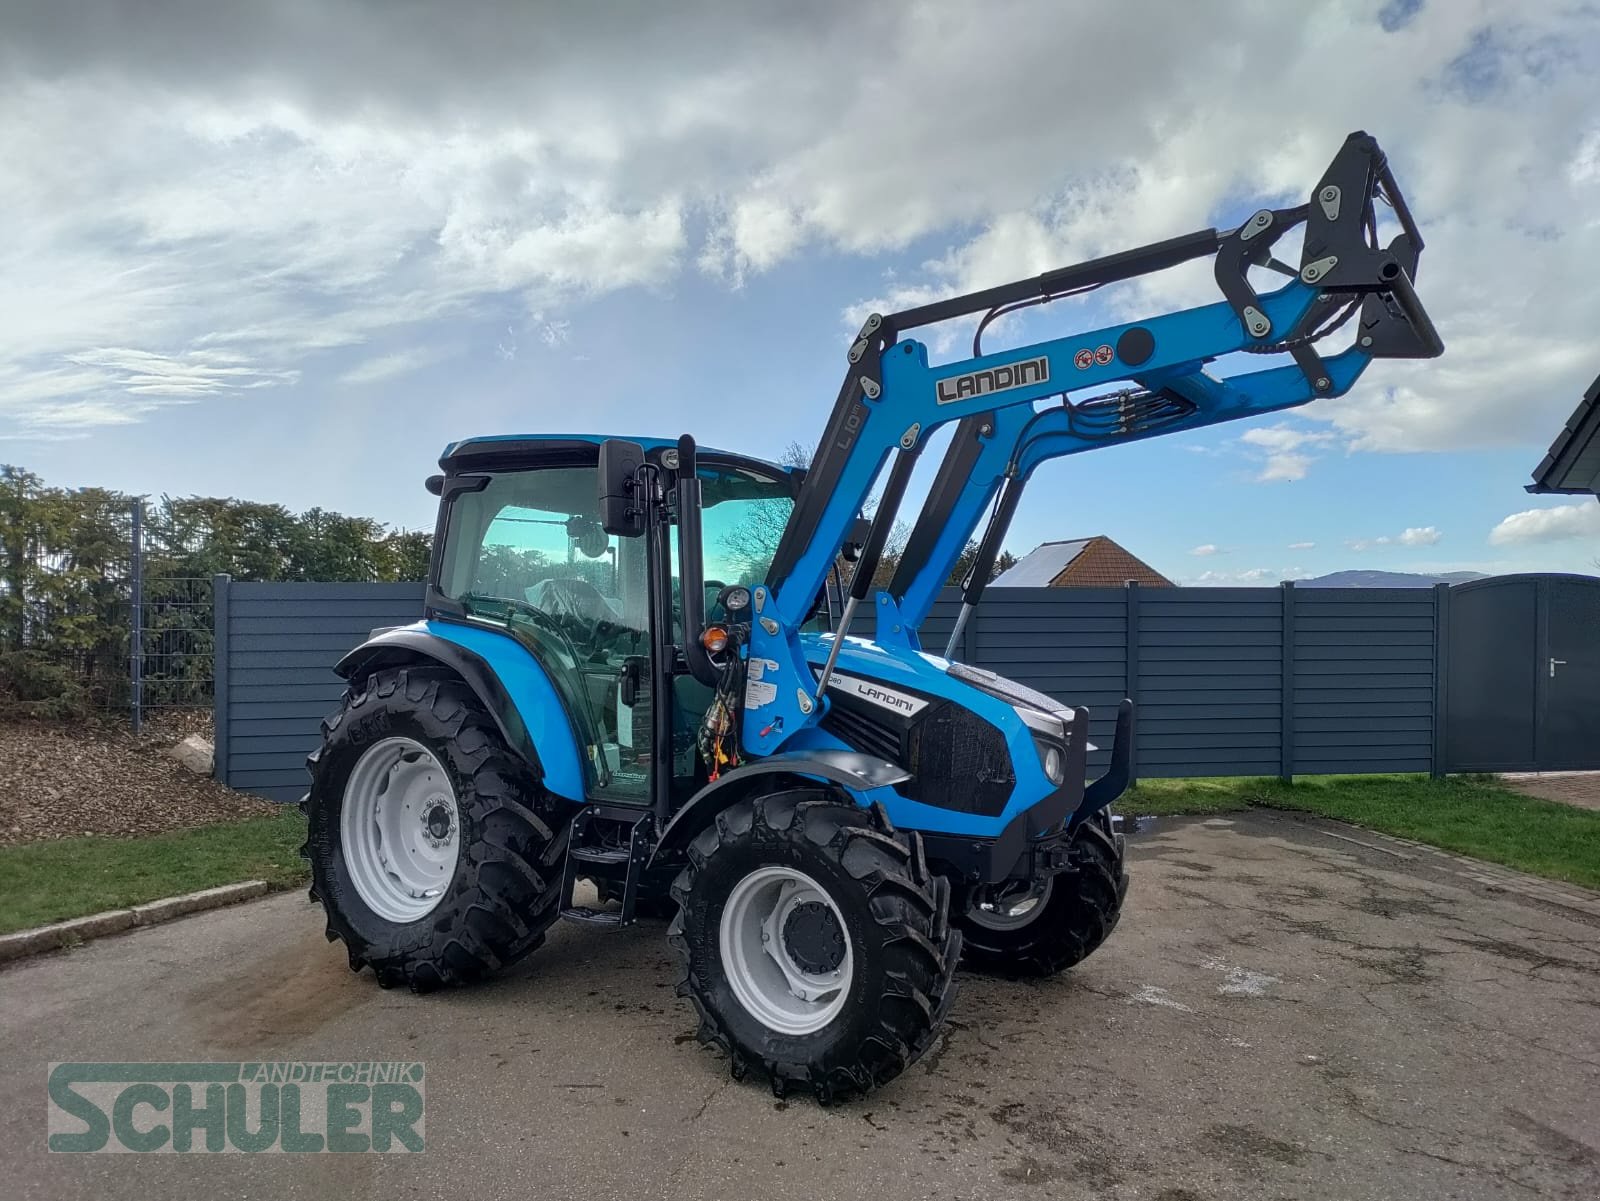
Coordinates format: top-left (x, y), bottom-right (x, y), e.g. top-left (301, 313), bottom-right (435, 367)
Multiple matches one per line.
top-left (818, 673), bottom-right (1017, 819)
top-left (820, 704), bottom-right (901, 763)
top-left (904, 702), bottom-right (1014, 817)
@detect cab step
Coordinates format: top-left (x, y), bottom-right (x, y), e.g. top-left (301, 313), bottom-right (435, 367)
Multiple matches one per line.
top-left (560, 905), bottom-right (626, 927)
top-left (559, 807), bottom-right (656, 928)
top-left (568, 844), bottom-right (631, 866)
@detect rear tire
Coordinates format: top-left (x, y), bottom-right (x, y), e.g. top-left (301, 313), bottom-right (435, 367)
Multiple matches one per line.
top-left (302, 666), bottom-right (570, 992)
top-left (669, 789), bottom-right (960, 1103)
top-left (955, 810), bottom-right (1128, 977)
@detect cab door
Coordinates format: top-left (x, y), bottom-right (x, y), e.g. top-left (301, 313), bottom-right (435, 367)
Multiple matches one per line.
top-left (444, 462), bottom-right (658, 804)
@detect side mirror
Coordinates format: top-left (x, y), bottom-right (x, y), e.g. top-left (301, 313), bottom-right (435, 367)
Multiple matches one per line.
top-left (425, 474), bottom-right (444, 496)
top-left (598, 439), bottom-right (646, 537)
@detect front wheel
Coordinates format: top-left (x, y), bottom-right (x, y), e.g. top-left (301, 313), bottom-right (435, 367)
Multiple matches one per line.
top-left (955, 810), bottom-right (1129, 977)
top-left (669, 789), bottom-right (960, 1102)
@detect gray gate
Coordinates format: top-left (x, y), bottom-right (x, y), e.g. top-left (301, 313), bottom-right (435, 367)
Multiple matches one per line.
top-left (1442, 574), bottom-right (1600, 772)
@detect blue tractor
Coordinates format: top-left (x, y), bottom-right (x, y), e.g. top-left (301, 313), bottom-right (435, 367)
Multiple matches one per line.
top-left (303, 132), bottom-right (1442, 1100)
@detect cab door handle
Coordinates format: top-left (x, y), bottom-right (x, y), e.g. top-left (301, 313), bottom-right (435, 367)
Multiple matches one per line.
top-left (1550, 657), bottom-right (1567, 678)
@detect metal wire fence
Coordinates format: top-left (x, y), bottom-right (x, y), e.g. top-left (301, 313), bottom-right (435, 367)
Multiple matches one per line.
top-left (1, 492), bottom-right (214, 728)
top-left (0, 470), bottom-right (432, 728)
top-left (121, 500), bottom-right (217, 727)
top-left (133, 574), bottom-right (215, 723)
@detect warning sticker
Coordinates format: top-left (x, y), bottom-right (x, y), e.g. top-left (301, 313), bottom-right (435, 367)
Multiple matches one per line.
top-left (747, 657), bottom-right (778, 681)
top-left (1095, 344), bottom-right (1114, 365)
top-left (744, 680), bottom-right (777, 709)
top-left (1073, 348), bottom-right (1095, 370)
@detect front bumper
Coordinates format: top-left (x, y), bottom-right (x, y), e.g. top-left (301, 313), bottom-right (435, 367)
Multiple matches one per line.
top-left (921, 698), bottom-right (1135, 884)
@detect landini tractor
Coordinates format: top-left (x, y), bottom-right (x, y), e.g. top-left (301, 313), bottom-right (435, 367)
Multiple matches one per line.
top-left (303, 132), bottom-right (1441, 1101)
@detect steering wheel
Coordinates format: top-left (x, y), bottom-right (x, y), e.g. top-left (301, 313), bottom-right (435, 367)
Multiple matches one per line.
top-left (539, 576), bottom-right (617, 626)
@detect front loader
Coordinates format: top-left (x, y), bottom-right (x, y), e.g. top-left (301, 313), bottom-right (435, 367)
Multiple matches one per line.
top-left (302, 131), bottom-right (1442, 1101)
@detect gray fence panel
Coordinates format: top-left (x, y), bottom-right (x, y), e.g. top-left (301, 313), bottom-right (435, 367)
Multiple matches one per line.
top-left (1289, 587), bottom-right (1437, 774)
top-left (211, 579), bottom-right (1483, 802)
top-left (1134, 588), bottom-right (1283, 778)
top-left (968, 588), bottom-right (1127, 777)
top-left (214, 581), bottom-right (426, 800)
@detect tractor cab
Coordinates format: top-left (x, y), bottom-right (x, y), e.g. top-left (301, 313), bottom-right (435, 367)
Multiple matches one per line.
top-left (424, 435), bottom-right (815, 811)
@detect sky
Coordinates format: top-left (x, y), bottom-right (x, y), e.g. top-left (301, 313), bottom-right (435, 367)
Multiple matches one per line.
top-left (3, 0), bottom-right (1599, 585)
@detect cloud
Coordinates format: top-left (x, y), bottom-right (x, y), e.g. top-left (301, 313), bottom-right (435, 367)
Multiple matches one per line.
top-left (1288, 540), bottom-right (1316, 550)
top-left (1, 0), bottom-right (1597, 451)
top-left (1489, 502), bottom-right (1600, 545)
top-left (0, 349), bottom-right (297, 429)
top-left (1238, 424), bottom-right (1337, 483)
top-left (1189, 567), bottom-right (1280, 585)
top-left (1348, 525), bottom-right (1443, 551)
top-left (1190, 544), bottom-right (1221, 557)
top-left (536, 320), bottom-right (571, 349)
top-left (338, 347), bottom-right (450, 386)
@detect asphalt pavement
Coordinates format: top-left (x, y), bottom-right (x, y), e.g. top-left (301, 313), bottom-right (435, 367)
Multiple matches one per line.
top-left (3, 811), bottom-right (1598, 1200)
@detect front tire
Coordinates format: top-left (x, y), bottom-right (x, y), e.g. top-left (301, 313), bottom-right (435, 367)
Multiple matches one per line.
top-left (302, 666), bottom-right (570, 992)
top-left (669, 789), bottom-right (960, 1102)
top-left (955, 810), bottom-right (1129, 977)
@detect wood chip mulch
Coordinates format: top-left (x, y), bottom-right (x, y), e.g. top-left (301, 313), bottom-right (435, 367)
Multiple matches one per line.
top-left (0, 720), bottom-right (284, 847)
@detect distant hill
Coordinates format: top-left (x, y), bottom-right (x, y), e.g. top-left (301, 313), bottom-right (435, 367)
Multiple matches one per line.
top-left (1297, 570), bottom-right (1489, 588)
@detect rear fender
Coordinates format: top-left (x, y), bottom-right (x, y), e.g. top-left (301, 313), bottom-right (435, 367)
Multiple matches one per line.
top-left (648, 750), bottom-right (909, 869)
top-left (335, 621), bottom-right (587, 802)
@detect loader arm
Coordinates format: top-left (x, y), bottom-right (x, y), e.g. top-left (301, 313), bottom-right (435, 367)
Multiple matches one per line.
top-left (742, 131), bottom-right (1441, 757)
top-left (887, 130), bottom-right (1442, 638)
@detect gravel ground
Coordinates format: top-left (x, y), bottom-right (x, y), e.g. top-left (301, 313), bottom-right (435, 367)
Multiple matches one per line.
top-left (0, 720), bottom-right (279, 846)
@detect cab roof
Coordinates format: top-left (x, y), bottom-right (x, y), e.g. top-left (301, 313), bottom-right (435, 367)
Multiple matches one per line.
top-left (439, 433), bottom-right (795, 476)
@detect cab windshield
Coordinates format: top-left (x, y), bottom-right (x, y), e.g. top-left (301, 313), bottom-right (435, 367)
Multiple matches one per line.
top-left (436, 458), bottom-right (798, 629)
top-left (689, 463), bottom-right (796, 600)
top-left (434, 455), bottom-right (799, 798)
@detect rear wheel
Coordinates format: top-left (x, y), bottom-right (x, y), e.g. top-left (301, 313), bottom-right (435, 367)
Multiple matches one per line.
top-left (669, 789), bottom-right (960, 1102)
top-left (302, 666), bottom-right (571, 991)
top-left (955, 810), bottom-right (1128, 977)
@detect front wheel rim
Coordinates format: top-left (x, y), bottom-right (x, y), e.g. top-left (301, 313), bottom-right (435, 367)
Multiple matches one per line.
top-left (719, 866), bottom-right (854, 1036)
top-left (966, 876), bottom-right (1054, 931)
top-left (339, 737), bottom-right (461, 923)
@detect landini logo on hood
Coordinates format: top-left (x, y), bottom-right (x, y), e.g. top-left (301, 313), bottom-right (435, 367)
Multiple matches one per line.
top-left (827, 673), bottom-right (929, 716)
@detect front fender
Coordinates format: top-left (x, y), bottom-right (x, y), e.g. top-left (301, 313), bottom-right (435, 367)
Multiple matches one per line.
top-left (648, 750), bottom-right (909, 869)
top-left (336, 620), bottom-right (587, 802)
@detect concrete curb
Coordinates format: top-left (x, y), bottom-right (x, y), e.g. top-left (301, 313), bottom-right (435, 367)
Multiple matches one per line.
top-left (0, 881), bottom-right (270, 966)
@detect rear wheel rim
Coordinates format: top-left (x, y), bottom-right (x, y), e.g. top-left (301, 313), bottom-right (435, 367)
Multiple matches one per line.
top-left (966, 876), bottom-right (1054, 931)
top-left (719, 866), bottom-right (853, 1036)
top-left (339, 737), bottom-right (460, 923)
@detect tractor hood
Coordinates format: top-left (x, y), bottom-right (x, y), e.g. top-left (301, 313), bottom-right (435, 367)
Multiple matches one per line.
top-left (790, 632), bottom-right (1083, 830)
top-left (797, 633), bottom-right (1078, 741)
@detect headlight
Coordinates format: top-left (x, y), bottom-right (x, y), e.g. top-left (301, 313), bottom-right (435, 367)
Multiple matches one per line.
top-left (1015, 705), bottom-right (1068, 786)
top-left (1038, 740), bottom-right (1065, 785)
